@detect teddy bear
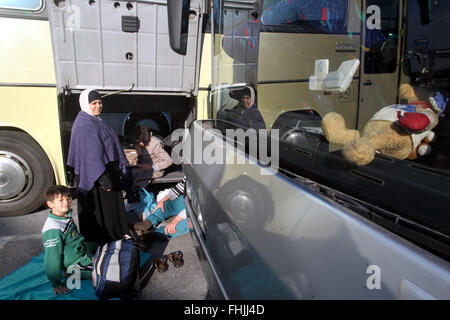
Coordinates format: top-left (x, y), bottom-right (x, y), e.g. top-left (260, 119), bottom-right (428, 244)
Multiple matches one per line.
top-left (321, 84), bottom-right (448, 166)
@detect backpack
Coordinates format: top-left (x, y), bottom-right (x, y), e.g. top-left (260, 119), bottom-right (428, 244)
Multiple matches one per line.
top-left (92, 239), bottom-right (150, 300)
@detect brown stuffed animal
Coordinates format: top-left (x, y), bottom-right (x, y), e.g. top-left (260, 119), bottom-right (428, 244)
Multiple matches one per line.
top-left (321, 84), bottom-right (448, 166)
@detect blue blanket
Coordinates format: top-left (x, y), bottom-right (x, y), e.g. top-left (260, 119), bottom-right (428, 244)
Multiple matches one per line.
top-left (0, 250), bottom-right (152, 300)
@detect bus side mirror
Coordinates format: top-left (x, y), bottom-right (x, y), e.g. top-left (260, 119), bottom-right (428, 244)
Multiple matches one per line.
top-left (167, 0), bottom-right (191, 55)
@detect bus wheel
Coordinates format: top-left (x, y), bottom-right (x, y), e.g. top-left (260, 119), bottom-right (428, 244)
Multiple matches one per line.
top-left (0, 131), bottom-right (54, 217)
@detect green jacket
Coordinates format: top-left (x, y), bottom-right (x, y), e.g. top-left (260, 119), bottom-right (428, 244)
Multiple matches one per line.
top-left (41, 210), bottom-right (91, 288)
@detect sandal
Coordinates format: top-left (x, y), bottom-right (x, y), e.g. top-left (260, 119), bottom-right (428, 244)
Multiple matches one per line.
top-left (168, 251), bottom-right (184, 268)
top-left (153, 256), bottom-right (168, 273)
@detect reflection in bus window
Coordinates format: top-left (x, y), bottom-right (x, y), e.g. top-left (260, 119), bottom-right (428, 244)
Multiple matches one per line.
top-left (261, 0), bottom-right (349, 33)
top-left (364, 0), bottom-right (399, 74)
top-left (216, 86), bottom-right (266, 130)
top-left (211, 0), bottom-right (450, 262)
top-left (0, 0), bottom-right (43, 11)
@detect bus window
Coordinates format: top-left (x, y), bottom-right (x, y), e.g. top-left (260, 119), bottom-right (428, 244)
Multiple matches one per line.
top-left (364, 0), bottom-right (399, 74)
top-left (0, 0), bottom-right (43, 11)
top-left (261, 0), bottom-right (349, 33)
top-left (209, 0), bottom-right (450, 259)
top-left (220, 0), bottom-right (362, 129)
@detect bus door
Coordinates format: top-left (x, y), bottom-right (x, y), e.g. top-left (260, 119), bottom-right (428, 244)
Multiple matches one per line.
top-left (47, 0), bottom-right (203, 94)
top-left (358, 0), bottom-right (403, 129)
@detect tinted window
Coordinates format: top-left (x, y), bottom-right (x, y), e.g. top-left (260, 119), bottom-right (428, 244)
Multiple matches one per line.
top-left (211, 0), bottom-right (450, 258)
top-left (0, 0), bottom-right (43, 11)
top-left (261, 0), bottom-right (349, 33)
top-left (364, 0), bottom-right (399, 74)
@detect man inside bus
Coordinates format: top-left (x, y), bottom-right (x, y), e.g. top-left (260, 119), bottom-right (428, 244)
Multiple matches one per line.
top-left (236, 86), bottom-right (266, 130)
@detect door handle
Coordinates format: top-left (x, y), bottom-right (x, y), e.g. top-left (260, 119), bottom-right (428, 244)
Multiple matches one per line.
top-left (363, 80), bottom-right (373, 86)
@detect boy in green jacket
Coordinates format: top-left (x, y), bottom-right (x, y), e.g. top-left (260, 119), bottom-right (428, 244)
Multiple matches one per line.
top-left (42, 185), bottom-right (96, 295)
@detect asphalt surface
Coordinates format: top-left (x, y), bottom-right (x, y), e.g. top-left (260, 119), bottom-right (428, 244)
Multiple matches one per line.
top-left (0, 200), bottom-right (209, 300)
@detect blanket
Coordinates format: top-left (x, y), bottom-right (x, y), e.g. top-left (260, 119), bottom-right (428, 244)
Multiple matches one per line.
top-left (0, 250), bottom-right (152, 300)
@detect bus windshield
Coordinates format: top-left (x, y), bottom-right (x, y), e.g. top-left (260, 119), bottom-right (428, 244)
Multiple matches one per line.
top-left (211, 0), bottom-right (450, 258)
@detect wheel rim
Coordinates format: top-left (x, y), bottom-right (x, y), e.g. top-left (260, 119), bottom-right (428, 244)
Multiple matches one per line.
top-left (0, 150), bottom-right (33, 202)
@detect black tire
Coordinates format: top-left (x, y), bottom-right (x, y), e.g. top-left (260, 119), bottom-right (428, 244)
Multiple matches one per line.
top-left (0, 130), bottom-right (54, 216)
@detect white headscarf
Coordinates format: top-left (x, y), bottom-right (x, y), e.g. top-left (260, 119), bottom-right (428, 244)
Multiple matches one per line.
top-left (246, 86), bottom-right (255, 107)
top-left (79, 89), bottom-right (102, 116)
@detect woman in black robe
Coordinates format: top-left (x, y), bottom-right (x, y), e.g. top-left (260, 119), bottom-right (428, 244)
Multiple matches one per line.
top-left (67, 89), bottom-right (130, 245)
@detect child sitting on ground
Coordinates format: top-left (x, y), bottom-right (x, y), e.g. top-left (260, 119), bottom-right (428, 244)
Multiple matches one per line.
top-left (41, 185), bottom-right (97, 295)
top-left (134, 176), bottom-right (188, 236)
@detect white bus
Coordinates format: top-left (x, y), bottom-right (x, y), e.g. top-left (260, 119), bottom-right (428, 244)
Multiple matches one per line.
top-left (0, 0), bottom-right (211, 215)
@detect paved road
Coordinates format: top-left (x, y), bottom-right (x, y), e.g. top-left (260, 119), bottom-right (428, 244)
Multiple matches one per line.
top-left (0, 200), bottom-right (209, 300)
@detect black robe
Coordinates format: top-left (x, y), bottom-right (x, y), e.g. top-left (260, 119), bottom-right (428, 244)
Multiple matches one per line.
top-left (76, 162), bottom-right (129, 245)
